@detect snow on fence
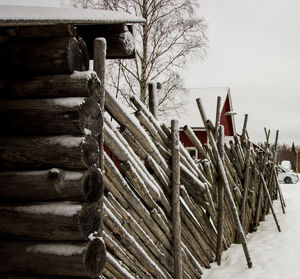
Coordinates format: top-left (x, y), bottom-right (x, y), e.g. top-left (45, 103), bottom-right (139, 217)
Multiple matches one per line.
top-left (0, 22), bottom-right (285, 279)
top-left (101, 87), bottom-right (285, 278)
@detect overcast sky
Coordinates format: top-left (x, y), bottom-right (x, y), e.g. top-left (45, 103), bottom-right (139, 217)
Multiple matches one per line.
top-left (182, 0), bottom-right (300, 145)
top-left (1, 0), bottom-right (299, 144)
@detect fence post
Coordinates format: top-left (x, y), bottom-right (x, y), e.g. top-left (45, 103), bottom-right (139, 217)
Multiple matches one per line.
top-left (171, 119), bottom-right (182, 279)
top-left (148, 81), bottom-right (158, 119)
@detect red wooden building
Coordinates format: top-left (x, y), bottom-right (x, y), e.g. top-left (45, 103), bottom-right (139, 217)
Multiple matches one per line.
top-left (175, 88), bottom-right (236, 159)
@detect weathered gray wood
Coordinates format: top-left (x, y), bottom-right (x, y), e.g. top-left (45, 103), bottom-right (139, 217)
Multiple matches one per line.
top-left (0, 97), bottom-right (102, 136)
top-left (214, 96), bottom-right (222, 139)
top-left (105, 89), bottom-right (169, 172)
top-left (0, 202), bottom-right (101, 240)
top-left (0, 168), bottom-right (102, 202)
top-left (148, 82), bottom-right (158, 119)
top-left (103, 204), bottom-right (171, 279)
top-left (0, 135), bottom-right (99, 170)
top-left (0, 36), bottom-right (89, 75)
top-left (0, 239), bottom-right (106, 277)
top-left (0, 71), bottom-right (101, 100)
top-left (104, 153), bottom-right (172, 252)
top-left (259, 172), bottom-right (281, 232)
top-left (216, 126), bottom-right (225, 265)
top-left (196, 97), bottom-right (253, 268)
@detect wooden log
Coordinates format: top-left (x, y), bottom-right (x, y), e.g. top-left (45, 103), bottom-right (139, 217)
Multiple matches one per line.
top-left (105, 252), bottom-right (136, 279)
top-left (104, 120), bottom-right (161, 203)
top-left (0, 36), bottom-right (89, 75)
top-left (104, 153), bottom-right (172, 252)
top-left (216, 126), bottom-right (225, 265)
top-left (259, 172), bottom-right (281, 232)
top-left (240, 141), bottom-right (252, 232)
top-left (106, 193), bottom-right (174, 274)
top-left (120, 161), bottom-right (158, 209)
top-left (0, 71), bottom-right (101, 100)
top-left (103, 230), bottom-right (151, 279)
top-left (196, 97), bottom-right (253, 268)
top-left (77, 24), bottom-right (135, 59)
top-left (135, 110), bottom-right (164, 145)
top-left (13, 24), bottom-right (77, 38)
top-left (129, 94), bottom-right (169, 146)
top-left (103, 204), bottom-right (171, 279)
top-left (0, 97), bottom-right (102, 136)
top-left (105, 90), bottom-right (169, 173)
top-left (0, 202), bottom-right (101, 241)
top-left (148, 82), bottom-right (158, 119)
top-left (0, 239), bottom-right (106, 277)
top-left (0, 168), bottom-right (103, 202)
top-left (214, 96), bottom-right (222, 139)
top-left (0, 135), bottom-right (99, 170)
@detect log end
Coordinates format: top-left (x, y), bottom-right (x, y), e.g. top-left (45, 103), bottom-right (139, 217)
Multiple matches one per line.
top-left (84, 238), bottom-right (106, 278)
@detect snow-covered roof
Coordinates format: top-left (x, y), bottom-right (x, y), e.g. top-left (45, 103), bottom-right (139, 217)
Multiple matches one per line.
top-left (0, 5), bottom-right (145, 27)
top-left (166, 87), bottom-right (233, 128)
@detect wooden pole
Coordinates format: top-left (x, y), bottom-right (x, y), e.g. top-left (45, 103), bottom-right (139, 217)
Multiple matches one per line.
top-left (148, 82), bottom-right (158, 119)
top-left (214, 96), bottom-right (222, 140)
top-left (171, 120), bottom-right (182, 279)
top-left (259, 172), bottom-right (281, 232)
top-left (216, 125), bottom-right (225, 265)
top-left (196, 97), bottom-right (253, 268)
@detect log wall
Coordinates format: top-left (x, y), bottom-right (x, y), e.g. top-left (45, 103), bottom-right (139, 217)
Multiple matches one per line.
top-left (0, 26), bottom-right (106, 279)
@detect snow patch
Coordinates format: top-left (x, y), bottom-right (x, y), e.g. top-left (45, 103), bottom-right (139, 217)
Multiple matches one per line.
top-left (10, 202), bottom-right (82, 217)
top-left (26, 243), bottom-right (86, 256)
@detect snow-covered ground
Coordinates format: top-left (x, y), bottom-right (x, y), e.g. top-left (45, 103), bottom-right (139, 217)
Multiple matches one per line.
top-left (202, 179), bottom-right (300, 279)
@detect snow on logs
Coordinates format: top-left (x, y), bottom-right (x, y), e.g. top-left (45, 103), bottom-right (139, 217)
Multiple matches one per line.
top-left (0, 97), bottom-right (102, 136)
top-left (0, 240), bottom-right (106, 277)
top-left (0, 27), bottom-right (106, 278)
top-left (0, 135), bottom-right (99, 170)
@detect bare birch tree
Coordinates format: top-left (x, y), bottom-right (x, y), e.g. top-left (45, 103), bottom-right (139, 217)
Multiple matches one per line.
top-left (71, 0), bottom-right (208, 116)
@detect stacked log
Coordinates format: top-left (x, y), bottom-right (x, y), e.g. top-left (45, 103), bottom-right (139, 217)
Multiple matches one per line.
top-left (0, 26), bottom-right (105, 278)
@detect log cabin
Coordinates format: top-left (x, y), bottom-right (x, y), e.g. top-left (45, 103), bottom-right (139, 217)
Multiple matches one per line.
top-left (0, 5), bottom-right (144, 278)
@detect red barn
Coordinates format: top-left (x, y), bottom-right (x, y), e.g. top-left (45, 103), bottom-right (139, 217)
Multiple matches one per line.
top-left (171, 88), bottom-right (236, 159)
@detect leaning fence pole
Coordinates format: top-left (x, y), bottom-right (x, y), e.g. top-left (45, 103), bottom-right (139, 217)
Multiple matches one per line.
top-left (171, 119), bottom-right (182, 279)
top-left (216, 125), bottom-right (225, 265)
top-left (196, 98), bottom-right (253, 268)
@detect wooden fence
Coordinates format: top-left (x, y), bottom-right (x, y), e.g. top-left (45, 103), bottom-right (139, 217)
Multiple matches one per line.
top-left (0, 30), bottom-right (285, 278)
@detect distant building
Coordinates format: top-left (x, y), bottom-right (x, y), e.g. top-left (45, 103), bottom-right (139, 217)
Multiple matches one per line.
top-left (168, 88), bottom-right (236, 159)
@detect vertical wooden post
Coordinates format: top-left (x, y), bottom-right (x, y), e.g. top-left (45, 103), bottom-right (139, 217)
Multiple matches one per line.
top-left (241, 114), bottom-right (248, 141)
top-left (171, 119), bottom-right (182, 279)
top-left (148, 81), bottom-right (158, 119)
top-left (214, 96), bottom-right (222, 140)
top-left (196, 97), bottom-right (253, 268)
top-left (216, 125), bottom-right (225, 265)
top-left (93, 38), bottom-right (106, 232)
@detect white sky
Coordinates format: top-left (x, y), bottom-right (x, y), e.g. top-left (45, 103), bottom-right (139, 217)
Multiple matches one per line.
top-left (182, 0), bottom-right (300, 145)
top-left (1, 0), bottom-right (299, 144)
